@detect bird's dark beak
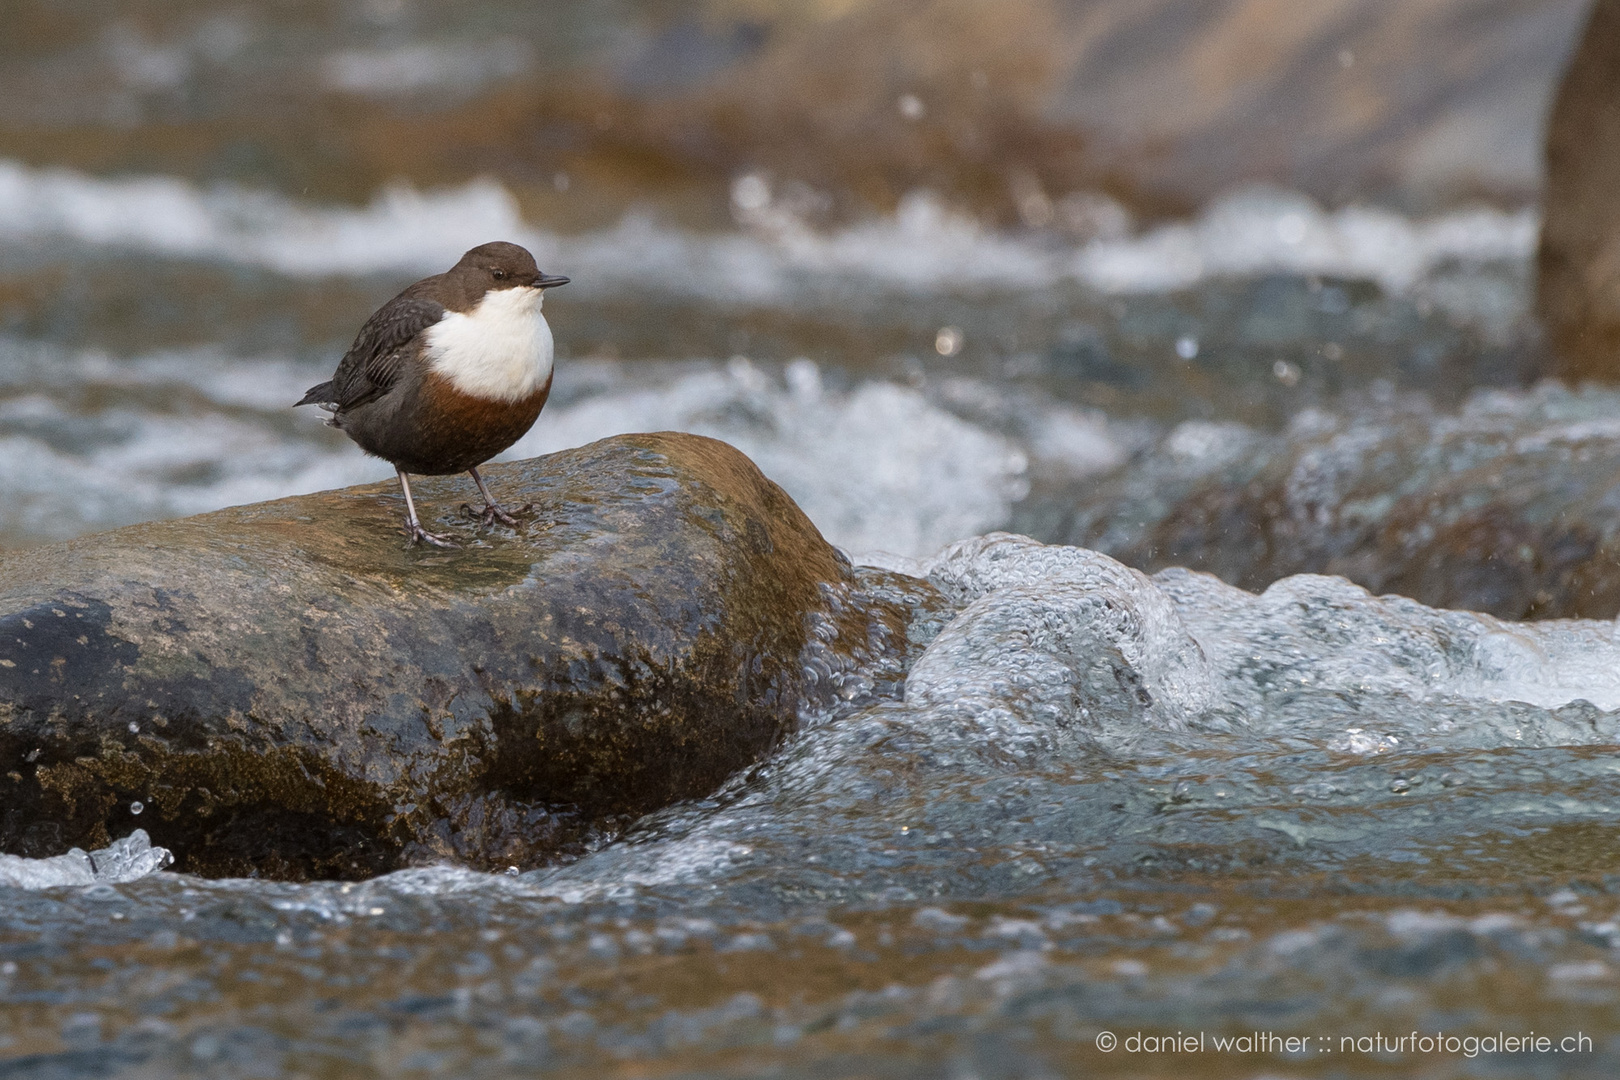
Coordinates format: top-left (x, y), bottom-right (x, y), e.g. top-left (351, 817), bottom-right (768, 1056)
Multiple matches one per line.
top-left (536, 274), bottom-right (570, 289)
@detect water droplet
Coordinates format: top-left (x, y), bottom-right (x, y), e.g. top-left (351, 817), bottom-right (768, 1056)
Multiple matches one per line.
top-left (129, 801), bottom-right (144, 815)
top-left (935, 326), bottom-right (964, 356)
top-left (898, 93), bottom-right (925, 121)
top-left (785, 358), bottom-right (821, 402)
top-left (1175, 335), bottom-right (1199, 360)
top-left (190, 1034), bottom-right (221, 1062)
top-left (505, 866), bottom-right (519, 876)
top-left (731, 173), bottom-right (770, 212)
top-left (128, 722), bottom-right (139, 734)
top-left (1273, 359), bottom-right (1301, 386)
top-left (1184, 903), bottom-right (1218, 926)
top-left (1276, 212), bottom-right (1308, 245)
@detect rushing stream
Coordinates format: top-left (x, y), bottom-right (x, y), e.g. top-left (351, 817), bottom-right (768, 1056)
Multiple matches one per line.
top-left (1, 159), bottom-right (1616, 1078)
top-left (4, 11), bottom-right (1620, 1070)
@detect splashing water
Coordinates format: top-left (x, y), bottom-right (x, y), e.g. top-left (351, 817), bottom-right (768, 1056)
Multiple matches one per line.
top-left (0, 145), bottom-right (1606, 1079)
top-left (0, 830), bottom-right (171, 889)
top-left (0, 159), bottom-right (1535, 305)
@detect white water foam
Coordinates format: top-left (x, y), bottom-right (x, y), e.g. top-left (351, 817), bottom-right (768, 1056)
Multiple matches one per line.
top-left (535, 532), bottom-right (1620, 902)
top-left (0, 159), bottom-right (1535, 303)
top-left (507, 359), bottom-right (1039, 557)
top-left (1073, 187), bottom-right (1536, 296)
top-left (887, 534), bottom-right (1620, 750)
top-left (593, 533), bottom-right (1620, 903)
top-left (0, 830), bottom-right (172, 890)
top-left (0, 161), bottom-right (526, 278)
top-left (1161, 566), bottom-right (1620, 716)
top-left (0, 341), bottom-right (401, 544)
top-left (536, 836), bottom-right (759, 904)
top-left (321, 39), bottom-right (533, 98)
top-left (0, 341), bottom-right (1084, 557)
top-left (912, 535), bottom-right (1218, 733)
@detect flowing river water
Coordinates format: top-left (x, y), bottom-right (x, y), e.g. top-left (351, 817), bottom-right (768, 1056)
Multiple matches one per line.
top-left (2, 161), bottom-right (1615, 1080)
top-left (5, 6), bottom-right (1620, 1076)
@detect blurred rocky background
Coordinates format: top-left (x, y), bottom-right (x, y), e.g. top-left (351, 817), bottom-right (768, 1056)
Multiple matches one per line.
top-left (1539, 0), bottom-right (1620, 380)
top-left (0, 0), bottom-right (1589, 228)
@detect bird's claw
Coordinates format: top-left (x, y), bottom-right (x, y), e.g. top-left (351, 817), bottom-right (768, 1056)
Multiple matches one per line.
top-left (461, 501), bottom-right (534, 530)
top-left (404, 523), bottom-right (460, 548)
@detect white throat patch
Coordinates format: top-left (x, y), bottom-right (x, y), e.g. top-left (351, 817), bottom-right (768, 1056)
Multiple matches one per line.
top-left (424, 286), bottom-right (553, 403)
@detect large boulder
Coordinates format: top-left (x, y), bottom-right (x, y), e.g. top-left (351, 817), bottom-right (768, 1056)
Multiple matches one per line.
top-left (0, 433), bottom-right (909, 880)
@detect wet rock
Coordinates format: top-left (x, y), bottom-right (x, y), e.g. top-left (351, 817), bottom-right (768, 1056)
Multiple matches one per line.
top-left (1539, 0), bottom-right (1620, 381)
top-left (1027, 384), bottom-right (1620, 620)
top-left (0, 432), bottom-right (914, 880)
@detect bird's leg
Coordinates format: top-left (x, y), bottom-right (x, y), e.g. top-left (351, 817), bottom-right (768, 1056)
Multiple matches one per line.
top-left (396, 469), bottom-right (459, 548)
top-left (461, 466), bottom-right (534, 529)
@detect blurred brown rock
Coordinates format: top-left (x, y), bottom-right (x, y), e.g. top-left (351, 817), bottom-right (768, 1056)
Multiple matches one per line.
top-left (0, 0), bottom-right (1587, 226)
top-left (1539, 0), bottom-right (1620, 381)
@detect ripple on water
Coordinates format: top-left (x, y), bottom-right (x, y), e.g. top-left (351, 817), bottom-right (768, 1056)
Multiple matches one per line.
top-left (5, 534), bottom-right (1620, 1073)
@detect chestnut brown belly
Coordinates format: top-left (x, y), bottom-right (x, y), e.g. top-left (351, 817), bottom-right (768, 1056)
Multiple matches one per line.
top-left (392, 372), bottom-right (552, 475)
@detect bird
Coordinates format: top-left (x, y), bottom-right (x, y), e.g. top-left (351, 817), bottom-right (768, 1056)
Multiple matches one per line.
top-left (295, 241), bottom-right (569, 547)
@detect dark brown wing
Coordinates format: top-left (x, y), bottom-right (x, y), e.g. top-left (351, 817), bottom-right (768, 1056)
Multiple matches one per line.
top-left (298, 297), bottom-right (446, 412)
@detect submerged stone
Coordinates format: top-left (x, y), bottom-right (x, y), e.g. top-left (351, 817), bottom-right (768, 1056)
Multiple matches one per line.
top-left (1025, 385), bottom-right (1620, 620)
top-left (0, 433), bottom-right (913, 880)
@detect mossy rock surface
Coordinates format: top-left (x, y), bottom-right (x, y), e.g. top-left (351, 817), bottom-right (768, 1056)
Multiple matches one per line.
top-left (0, 433), bottom-right (901, 879)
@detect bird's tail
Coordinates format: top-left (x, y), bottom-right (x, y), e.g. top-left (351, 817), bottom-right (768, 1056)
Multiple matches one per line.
top-left (295, 381), bottom-right (335, 408)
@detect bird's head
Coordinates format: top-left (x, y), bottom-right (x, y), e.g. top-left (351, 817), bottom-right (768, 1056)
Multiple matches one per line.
top-left (453, 242), bottom-right (570, 297)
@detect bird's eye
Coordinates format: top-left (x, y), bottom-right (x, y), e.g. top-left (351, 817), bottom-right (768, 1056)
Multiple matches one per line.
top-left (492, 269), bottom-right (507, 280)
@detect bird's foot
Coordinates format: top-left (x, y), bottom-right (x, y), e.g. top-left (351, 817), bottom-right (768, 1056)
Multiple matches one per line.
top-left (404, 522), bottom-right (460, 548)
top-left (461, 501), bottom-right (534, 529)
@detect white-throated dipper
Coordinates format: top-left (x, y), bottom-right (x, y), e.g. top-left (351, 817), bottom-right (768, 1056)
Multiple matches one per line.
top-left (295, 241), bottom-right (569, 547)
